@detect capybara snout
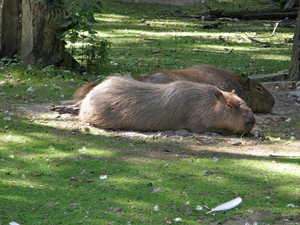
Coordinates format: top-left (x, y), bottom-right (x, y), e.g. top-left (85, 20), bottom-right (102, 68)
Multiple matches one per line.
top-left (245, 114), bottom-right (256, 129)
top-left (79, 76), bottom-right (255, 134)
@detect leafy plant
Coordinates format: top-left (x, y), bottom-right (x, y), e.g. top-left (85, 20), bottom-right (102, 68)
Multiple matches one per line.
top-left (0, 55), bottom-right (22, 68)
top-left (54, 0), bottom-right (110, 73)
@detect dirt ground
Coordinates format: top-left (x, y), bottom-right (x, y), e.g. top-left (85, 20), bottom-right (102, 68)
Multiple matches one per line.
top-left (13, 80), bottom-right (300, 156)
top-left (9, 80), bottom-right (300, 225)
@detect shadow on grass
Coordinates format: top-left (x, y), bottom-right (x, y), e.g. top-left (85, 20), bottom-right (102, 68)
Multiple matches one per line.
top-left (1, 115), bottom-right (299, 224)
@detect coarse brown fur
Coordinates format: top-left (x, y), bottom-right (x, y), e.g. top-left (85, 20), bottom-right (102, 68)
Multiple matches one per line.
top-left (135, 65), bottom-right (275, 113)
top-left (79, 76), bottom-right (255, 134)
top-left (73, 65), bottom-right (274, 113)
top-left (73, 81), bottom-right (99, 102)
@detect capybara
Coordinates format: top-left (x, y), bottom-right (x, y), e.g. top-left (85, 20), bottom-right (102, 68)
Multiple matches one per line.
top-left (73, 65), bottom-right (275, 113)
top-left (73, 81), bottom-right (99, 102)
top-left (135, 65), bottom-right (275, 113)
top-left (79, 76), bottom-right (255, 134)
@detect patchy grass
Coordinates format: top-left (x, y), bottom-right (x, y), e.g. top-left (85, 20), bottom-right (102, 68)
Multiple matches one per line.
top-left (88, 0), bottom-right (294, 78)
top-left (0, 0), bottom-right (300, 224)
top-left (1, 111), bottom-right (300, 224)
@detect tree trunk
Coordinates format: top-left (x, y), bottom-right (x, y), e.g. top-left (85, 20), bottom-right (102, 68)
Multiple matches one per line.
top-left (0, 0), bottom-right (22, 58)
top-left (0, 0), bottom-right (80, 70)
top-left (288, 5), bottom-right (300, 81)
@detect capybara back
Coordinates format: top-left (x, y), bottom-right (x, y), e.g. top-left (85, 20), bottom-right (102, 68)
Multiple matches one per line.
top-left (79, 76), bottom-right (255, 134)
top-left (137, 65), bottom-right (275, 113)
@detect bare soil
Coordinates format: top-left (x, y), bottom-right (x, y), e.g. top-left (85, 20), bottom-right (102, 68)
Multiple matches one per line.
top-left (8, 81), bottom-right (300, 225)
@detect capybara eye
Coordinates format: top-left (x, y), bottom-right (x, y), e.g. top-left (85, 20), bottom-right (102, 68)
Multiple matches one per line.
top-left (256, 87), bottom-right (263, 92)
top-left (226, 103), bottom-right (233, 108)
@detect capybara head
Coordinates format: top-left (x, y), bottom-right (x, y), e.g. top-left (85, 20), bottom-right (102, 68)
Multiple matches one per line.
top-left (209, 89), bottom-right (256, 134)
top-left (244, 78), bottom-right (275, 113)
top-left (79, 76), bottom-right (255, 134)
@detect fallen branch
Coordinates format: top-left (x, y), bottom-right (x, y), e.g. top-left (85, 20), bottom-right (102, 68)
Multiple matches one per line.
top-left (244, 35), bottom-right (271, 44)
top-left (246, 21), bottom-right (281, 38)
top-left (236, 33), bottom-right (284, 46)
top-left (236, 34), bottom-right (252, 43)
top-left (192, 48), bottom-right (234, 54)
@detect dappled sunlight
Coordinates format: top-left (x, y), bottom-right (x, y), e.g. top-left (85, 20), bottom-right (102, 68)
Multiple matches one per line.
top-left (1, 194), bottom-right (35, 204)
top-left (254, 53), bottom-right (291, 61)
top-left (245, 160), bottom-right (300, 176)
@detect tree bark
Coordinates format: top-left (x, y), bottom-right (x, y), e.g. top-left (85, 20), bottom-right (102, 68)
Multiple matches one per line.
top-left (0, 0), bottom-right (80, 70)
top-left (0, 0), bottom-right (22, 58)
top-left (288, 5), bottom-right (300, 81)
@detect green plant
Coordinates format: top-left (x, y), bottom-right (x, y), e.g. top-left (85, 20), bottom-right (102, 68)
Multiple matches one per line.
top-left (57, 0), bottom-right (110, 73)
top-left (0, 55), bottom-right (22, 68)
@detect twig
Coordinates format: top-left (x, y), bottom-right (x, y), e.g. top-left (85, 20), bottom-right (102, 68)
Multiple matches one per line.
top-left (236, 31), bottom-right (284, 46)
top-left (244, 35), bottom-right (271, 44)
top-left (236, 33), bottom-right (252, 42)
top-left (246, 21), bottom-right (281, 38)
top-left (41, 126), bottom-right (48, 133)
top-left (192, 48), bottom-right (234, 54)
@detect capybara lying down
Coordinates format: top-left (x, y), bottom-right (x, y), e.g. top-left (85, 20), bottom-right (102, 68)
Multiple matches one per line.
top-left (79, 76), bottom-right (255, 134)
top-left (135, 65), bottom-right (275, 113)
top-left (73, 65), bottom-right (274, 113)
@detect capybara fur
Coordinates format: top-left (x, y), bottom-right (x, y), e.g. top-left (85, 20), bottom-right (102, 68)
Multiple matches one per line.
top-left (73, 81), bottom-right (99, 102)
top-left (73, 65), bottom-right (274, 113)
top-left (135, 65), bottom-right (275, 113)
top-left (79, 76), bottom-right (255, 134)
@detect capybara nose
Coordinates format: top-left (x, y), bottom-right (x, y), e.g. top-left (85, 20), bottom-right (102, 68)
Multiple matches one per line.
top-left (245, 115), bottom-right (256, 128)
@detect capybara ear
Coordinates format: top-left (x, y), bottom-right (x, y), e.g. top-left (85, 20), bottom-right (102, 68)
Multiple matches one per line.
top-left (245, 78), bottom-right (251, 89)
top-left (214, 90), bottom-right (224, 100)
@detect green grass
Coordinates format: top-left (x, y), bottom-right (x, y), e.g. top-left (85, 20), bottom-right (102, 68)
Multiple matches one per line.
top-left (1, 111), bottom-right (299, 224)
top-left (1, 0), bottom-right (300, 224)
top-left (87, 0), bottom-right (294, 78)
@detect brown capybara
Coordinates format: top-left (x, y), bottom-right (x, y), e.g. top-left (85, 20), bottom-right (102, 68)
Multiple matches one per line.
top-left (79, 76), bottom-right (255, 134)
top-left (73, 65), bottom-right (274, 113)
top-left (135, 65), bottom-right (275, 113)
top-left (73, 81), bottom-right (99, 102)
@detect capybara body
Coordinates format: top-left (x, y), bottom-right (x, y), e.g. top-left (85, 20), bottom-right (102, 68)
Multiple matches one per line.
top-left (79, 76), bottom-right (255, 134)
top-left (73, 65), bottom-right (274, 113)
top-left (135, 65), bottom-right (275, 113)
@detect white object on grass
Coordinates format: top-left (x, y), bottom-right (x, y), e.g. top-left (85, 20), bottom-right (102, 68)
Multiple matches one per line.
top-left (99, 175), bottom-right (107, 179)
top-left (27, 87), bottom-right (35, 92)
top-left (206, 197), bottom-right (242, 214)
top-left (196, 205), bottom-right (203, 210)
top-left (9, 222), bottom-right (20, 225)
top-left (173, 218), bottom-right (182, 222)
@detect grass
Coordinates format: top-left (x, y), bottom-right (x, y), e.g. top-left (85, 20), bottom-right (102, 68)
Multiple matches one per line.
top-left (89, 0), bottom-right (294, 78)
top-left (1, 117), bottom-right (299, 224)
top-left (1, 0), bottom-right (300, 224)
